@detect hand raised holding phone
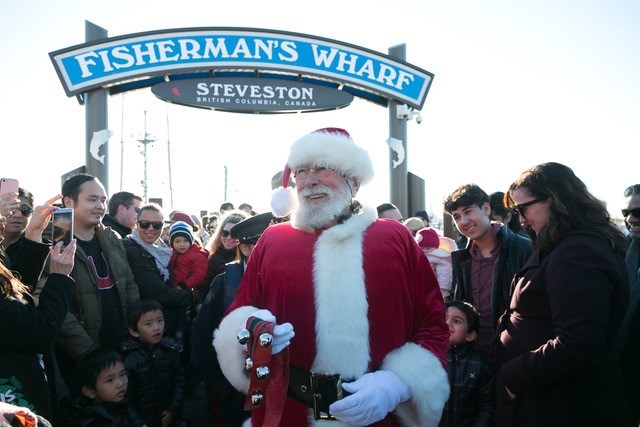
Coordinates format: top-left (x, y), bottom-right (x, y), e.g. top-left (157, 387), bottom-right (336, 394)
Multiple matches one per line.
top-left (50, 240), bottom-right (76, 276)
top-left (24, 194), bottom-right (65, 243)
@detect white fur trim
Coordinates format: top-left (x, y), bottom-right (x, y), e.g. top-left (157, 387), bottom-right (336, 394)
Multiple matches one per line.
top-left (271, 186), bottom-right (296, 218)
top-left (381, 342), bottom-right (449, 427)
top-left (311, 206), bottom-right (377, 377)
top-left (287, 130), bottom-right (374, 185)
top-left (213, 305), bottom-right (259, 393)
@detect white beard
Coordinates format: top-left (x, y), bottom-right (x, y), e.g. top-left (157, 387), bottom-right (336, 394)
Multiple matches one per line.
top-left (293, 181), bottom-right (353, 229)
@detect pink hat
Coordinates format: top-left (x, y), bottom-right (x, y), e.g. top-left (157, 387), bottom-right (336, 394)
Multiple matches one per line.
top-left (170, 211), bottom-right (195, 229)
top-left (415, 227), bottom-right (440, 249)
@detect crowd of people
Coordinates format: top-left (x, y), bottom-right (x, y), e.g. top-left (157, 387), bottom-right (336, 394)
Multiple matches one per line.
top-left (0, 127), bottom-right (638, 427)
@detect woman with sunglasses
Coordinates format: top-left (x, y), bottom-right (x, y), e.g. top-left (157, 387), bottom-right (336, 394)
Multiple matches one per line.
top-left (495, 162), bottom-right (630, 426)
top-left (123, 203), bottom-right (192, 339)
top-left (204, 210), bottom-right (247, 284)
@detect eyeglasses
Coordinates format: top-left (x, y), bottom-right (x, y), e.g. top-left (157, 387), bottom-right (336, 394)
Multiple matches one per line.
top-left (220, 230), bottom-right (232, 238)
top-left (138, 220), bottom-right (163, 230)
top-left (16, 204), bottom-right (33, 217)
top-left (513, 197), bottom-right (547, 220)
top-left (293, 166), bottom-right (332, 181)
top-left (622, 208), bottom-right (640, 218)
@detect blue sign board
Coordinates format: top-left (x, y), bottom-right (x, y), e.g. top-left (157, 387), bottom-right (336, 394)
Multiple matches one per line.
top-left (50, 28), bottom-right (434, 109)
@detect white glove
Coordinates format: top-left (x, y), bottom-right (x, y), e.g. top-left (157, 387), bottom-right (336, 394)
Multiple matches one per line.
top-left (329, 370), bottom-right (410, 426)
top-left (240, 309), bottom-right (295, 355)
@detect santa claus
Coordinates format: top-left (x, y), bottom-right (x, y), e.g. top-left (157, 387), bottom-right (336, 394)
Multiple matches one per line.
top-left (214, 128), bottom-right (449, 426)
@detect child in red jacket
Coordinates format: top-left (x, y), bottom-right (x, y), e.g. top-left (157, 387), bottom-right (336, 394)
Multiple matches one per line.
top-left (168, 221), bottom-right (210, 304)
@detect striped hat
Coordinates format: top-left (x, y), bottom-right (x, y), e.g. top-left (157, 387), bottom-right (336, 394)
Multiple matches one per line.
top-left (169, 221), bottom-right (193, 245)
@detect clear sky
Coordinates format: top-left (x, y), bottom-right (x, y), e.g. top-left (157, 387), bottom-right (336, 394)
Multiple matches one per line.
top-left (1, 0), bottom-right (638, 221)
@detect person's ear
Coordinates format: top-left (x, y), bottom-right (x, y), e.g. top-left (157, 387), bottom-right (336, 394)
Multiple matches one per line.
top-left (62, 195), bottom-right (73, 209)
top-left (117, 204), bottom-right (127, 217)
top-left (351, 179), bottom-right (361, 196)
top-left (481, 202), bottom-right (491, 217)
top-left (465, 330), bottom-right (477, 343)
top-left (504, 212), bottom-right (512, 224)
top-left (129, 327), bottom-right (139, 338)
top-left (81, 386), bottom-right (96, 399)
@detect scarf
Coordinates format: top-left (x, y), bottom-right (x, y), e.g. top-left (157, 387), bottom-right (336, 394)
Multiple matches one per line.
top-left (130, 229), bottom-right (172, 281)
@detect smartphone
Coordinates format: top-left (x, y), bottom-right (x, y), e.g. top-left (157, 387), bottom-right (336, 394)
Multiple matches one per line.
top-left (0, 178), bottom-right (19, 196)
top-left (51, 208), bottom-right (74, 246)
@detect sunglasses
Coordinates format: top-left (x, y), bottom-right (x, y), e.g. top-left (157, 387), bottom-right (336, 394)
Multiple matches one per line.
top-left (622, 208), bottom-right (640, 218)
top-left (17, 204), bottom-right (34, 217)
top-left (513, 197), bottom-right (547, 220)
top-left (138, 220), bottom-right (164, 230)
top-left (220, 230), bottom-right (233, 238)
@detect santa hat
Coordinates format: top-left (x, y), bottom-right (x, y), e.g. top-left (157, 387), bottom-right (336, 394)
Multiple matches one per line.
top-left (271, 127), bottom-right (374, 218)
top-left (169, 221), bottom-right (194, 245)
top-left (415, 227), bottom-right (440, 249)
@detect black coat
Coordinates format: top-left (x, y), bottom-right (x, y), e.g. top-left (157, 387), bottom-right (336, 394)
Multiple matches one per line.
top-left (0, 273), bottom-right (74, 420)
top-left (121, 336), bottom-right (185, 427)
top-left (4, 234), bottom-right (51, 289)
top-left (496, 235), bottom-right (630, 426)
top-left (64, 398), bottom-right (133, 427)
top-left (440, 343), bottom-right (495, 427)
top-left (123, 238), bottom-right (191, 335)
top-left (102, 215), bottom-right (132, 239)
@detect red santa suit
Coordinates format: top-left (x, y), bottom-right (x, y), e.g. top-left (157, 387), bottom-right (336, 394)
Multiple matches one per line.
top-left (214, 206), bottom-right (449, 426)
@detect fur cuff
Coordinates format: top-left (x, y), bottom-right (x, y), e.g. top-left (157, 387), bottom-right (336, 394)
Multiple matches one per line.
top-left (213, 305), bottom-right (259, 393)
top-left (381, 342), bottom-right (449, 427)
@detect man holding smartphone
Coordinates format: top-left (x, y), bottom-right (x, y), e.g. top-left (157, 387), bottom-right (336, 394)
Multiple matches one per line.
top-left (55, 173), bottom-right (140, 394)
top-left (0, 187), bottom-right (59, 289)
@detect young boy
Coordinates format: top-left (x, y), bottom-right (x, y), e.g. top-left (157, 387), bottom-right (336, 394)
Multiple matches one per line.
top-left (65, 350), bottom-right (132, 426)
top-left (440, 300), bottom-right (495, 427)
top-left (121, 300), bottom-right (186, 427)
top-left (168, 221), bottom-right (210, 303)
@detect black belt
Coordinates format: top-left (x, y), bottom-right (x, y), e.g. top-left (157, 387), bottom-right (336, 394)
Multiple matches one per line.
top-left (287, 365), bottom-right (351, 420)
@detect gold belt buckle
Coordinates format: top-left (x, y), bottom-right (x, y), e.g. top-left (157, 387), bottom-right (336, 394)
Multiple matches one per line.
top-left (310, 372), bottom-right (342, 420)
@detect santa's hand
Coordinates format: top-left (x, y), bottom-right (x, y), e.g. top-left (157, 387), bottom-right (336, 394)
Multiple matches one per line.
top-left (329, 370), bottom-right (410, 425)
top-left (239, 309), bottom-right (295, 355)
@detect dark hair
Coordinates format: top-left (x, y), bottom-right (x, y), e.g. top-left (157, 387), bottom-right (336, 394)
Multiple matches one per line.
top-left (376, 203), bottom-right (398, 216)
top-left (414, 210), bottom-right (430, 225)
top-left (76, 350), bottom-right (123, 389)
top-left (61, 174), bottom-right (99, 206)
top-left (444, 184), bottom-right (489, 214)
top-left (624, 185), bottom-right (640, 198)
top-left (0, 263), bottom-right (29, 299)
top-left (219, 202), bottom-right (234, 212)
top-left (137, 203), bottom-right (163, 220)
top-left (127, 300), bottom-right (164, 331)
top-left (108, 191), bottom-right (143, 216)
top-left (505, 162), bottom-right (627, 255)
top-left (446, 300), bottom-right (480, 334)
top-left (489, 191), bottom-right (510, 218)
top-left (17, 188), bottom-right (34, 207)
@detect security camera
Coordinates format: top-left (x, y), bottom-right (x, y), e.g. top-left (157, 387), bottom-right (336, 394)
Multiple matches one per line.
top-left (416, 114), bottom-right (423, 124)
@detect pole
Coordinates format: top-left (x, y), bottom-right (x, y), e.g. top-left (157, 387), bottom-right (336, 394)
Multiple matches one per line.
top-left (85, 21), bottom-right (109, 193)
top-left (119, 93), bottom-right (124, 191)
top-left (388, 44), bottom-right (409, 218)
top-left (165, 103), bottom-right (174, 208)
top-left (137, 111), bottom-right (155, 203)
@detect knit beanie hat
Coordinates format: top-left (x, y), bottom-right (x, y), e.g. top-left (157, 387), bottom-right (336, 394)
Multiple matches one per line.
top-left (170, 221), bottom-right (194, 245)
top-left (415, 227), bottom-right (440, 249)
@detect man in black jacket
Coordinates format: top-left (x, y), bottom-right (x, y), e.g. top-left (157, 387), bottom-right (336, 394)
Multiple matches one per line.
top-left (444, 184), bottom-right (531, 362)
top-left (102, 191), bottom-right (142, 238)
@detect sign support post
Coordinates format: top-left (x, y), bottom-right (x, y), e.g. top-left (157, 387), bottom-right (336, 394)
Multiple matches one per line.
top-left (388, 44), bottom-right (409, 218)
top-left (84, 20), bottom-right (109, 193)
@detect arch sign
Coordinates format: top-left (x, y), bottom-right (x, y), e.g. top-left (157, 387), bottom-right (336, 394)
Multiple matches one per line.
top-left (50, 27), bottom-right (434, 112)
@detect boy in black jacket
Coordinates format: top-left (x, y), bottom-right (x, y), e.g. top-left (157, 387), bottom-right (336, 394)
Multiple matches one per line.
top-left (440, 300), bottom-right (495, 427)
top-left (65, 350), bottom-right (132, 427)
top-left (122, 300), bottom-right (186, 427)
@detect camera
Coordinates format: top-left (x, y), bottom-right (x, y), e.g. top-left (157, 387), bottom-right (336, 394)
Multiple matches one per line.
top-left (416, 115), bottom-right (423, 124)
